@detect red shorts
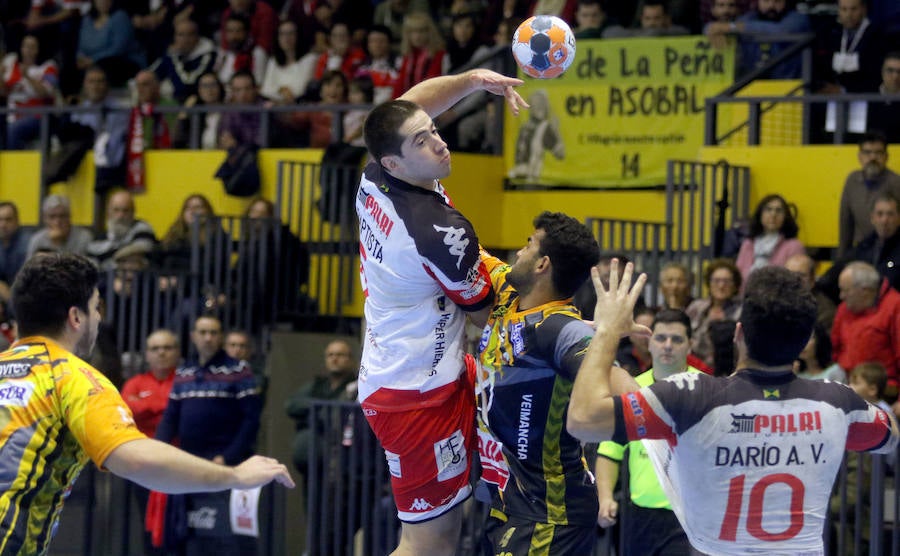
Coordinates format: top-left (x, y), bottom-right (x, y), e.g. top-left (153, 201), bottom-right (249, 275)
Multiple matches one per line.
top-left (362, 367), bottom-right (477, 522)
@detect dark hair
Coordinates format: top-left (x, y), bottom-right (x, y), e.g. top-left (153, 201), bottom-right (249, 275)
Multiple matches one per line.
top-left (367, 24), bottom-right (393, 43)
top-left (703, 258), bottom-right (742, 292)
top-left (640, 0), bottom-right (669, 15)
top-left (809, 323), bottom-right (833, 370)
top-left (350, 75), bottom-right (375, 103)
top-left (653, 308), bottom-right (692, 339)
top-left (851, 362), bottom-right (887, 398)
top-left (364, 99), bottom-right (421, 161)
top-left (871, 190), bottom-right (899, 213)
top-left (225, 12), bottom-right (251, 33)
top-left (230, 69), bottom-right (256, 88)
top-left (884, 51), bottom-right (900, 64)
top-left (196, 71), bottom-right (225, 103)
top-left (748, 194), bottom-right (799, 239)
top-left (740, 267), bottom-right (816, 366)
top-left (533, 211), bottom-right (601, 297)
top-left (273, 20), bottom-right (304, 66)
top-left (18, 33), bottom-right (46, 64)
top-left (12, 253), bottom-right (99, 338)
top-left (859, 130), bottom-right (887, 149)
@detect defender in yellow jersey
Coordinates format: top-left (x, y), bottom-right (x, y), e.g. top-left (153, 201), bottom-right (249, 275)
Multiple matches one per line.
top-left (0, 253), bottom-right (294, 555)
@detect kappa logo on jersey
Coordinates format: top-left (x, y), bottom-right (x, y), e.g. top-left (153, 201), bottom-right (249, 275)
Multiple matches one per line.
top-left (409, 498), bottom-right (434, 511)
top-left (729, 411), bottom-right (823, 434)
top-left (432, 224), bottom-right (470, 269)
top-left (0, 381), bottom-right (34, 407)
top-left (434, 429), bottom-right (467, 481)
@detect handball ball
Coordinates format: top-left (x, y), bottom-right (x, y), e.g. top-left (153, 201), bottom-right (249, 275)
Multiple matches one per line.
top-left (511, 15), bottom-right (576, 79)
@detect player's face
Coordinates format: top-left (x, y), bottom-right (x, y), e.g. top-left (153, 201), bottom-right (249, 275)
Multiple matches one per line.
top-left (383, 110), bottom-right (450, 187)
top-left (145, 331), bottom-right (179, 370)
top-left (191, 317), bottom-right (223, 360)
top-left (74, 289), bottom-right (101, 358)
top-left (649, 322), bottom-right (690, 373)
top-left (506, 229), bottom-right (547, 295)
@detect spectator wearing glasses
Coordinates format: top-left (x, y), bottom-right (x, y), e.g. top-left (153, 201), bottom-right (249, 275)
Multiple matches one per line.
top-left (685, 258), bottom-right (743, 370)
top-left (735, 194), bottom-right (805, 284)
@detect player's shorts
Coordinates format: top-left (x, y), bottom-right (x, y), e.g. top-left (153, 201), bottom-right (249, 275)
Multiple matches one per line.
top-left (483, 508), bottom-right (595, 556)
top-left (361, 365), bottom-right (477, 523)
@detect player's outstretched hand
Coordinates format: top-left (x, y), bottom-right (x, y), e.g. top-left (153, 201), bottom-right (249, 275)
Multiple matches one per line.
top-left (232, 455), bottom-right (296, 489)
top-left (592, 259), bottom-right (650, 339)
top-left (471, 69), bottom-right (529, 116)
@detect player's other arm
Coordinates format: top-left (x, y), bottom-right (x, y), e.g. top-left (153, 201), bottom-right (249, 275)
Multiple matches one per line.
top-left (568, 261), bottom-right (648, 442)
top-left (104, 438), bottom-right (295, 493)
top-left (399, 69), bottom-right (529, 119)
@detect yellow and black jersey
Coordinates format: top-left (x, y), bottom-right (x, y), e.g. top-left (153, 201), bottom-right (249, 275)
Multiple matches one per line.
top-left (476, 255), bottom-right (598, 528)
top-left (0, 337), bottom-right (145, 555)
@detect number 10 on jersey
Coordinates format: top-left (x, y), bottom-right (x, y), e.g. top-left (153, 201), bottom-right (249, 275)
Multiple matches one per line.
top-left (719, 473), bottom-right (805, 542)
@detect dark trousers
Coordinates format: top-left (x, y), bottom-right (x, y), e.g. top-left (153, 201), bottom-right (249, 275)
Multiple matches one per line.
top-left (622, 502), bottom-right (694, 556)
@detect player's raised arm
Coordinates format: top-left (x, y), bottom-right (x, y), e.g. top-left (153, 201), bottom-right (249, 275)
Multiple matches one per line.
top-left (398, 69), bottom-right (529, 118)
top-left (568, 260), bottom-right (649, 442)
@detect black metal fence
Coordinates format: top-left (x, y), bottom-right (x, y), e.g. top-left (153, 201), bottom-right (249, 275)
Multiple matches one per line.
top-left (586, 159), bottom-right (751, 303)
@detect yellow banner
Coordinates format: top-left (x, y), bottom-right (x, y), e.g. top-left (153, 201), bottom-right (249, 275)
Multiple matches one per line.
top-left (504, 36), bottom-right (735, 188)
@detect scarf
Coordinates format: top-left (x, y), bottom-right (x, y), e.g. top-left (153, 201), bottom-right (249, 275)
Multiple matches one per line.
top-left (750, 232), bottom-right (781, 271)
top-left (126, 103), bottom-right (171, 192)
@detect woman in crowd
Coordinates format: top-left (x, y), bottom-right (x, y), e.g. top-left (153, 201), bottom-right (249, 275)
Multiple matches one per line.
top-left (77, 0), bottom-right (147, 87)
top-left (685, 258), bottom-right (742, 369)
top-left (261, 19), bottom-right (317, 104)
top-left (276, 69), bottom-right (348, 148)
top-left (173, 71), bottom-right (225, 150)
top-left (794, 323), bottom-right (846, 383)
top-left (156, 193), bottom-right (227, 277)
top-left (2, 34), bottom-right (59, 150)
top-left (658, 261), bottom-right (694, 310)
top-left (735, 193), bottom-right (805, 283)
top-left (393, 11), bottom-right (446, 98)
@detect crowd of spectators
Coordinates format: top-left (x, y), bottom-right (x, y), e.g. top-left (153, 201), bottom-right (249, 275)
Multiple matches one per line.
top-left (1, 0), bottom-right (896, 158)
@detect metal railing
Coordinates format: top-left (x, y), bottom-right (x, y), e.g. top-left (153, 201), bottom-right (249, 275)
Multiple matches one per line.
top-left (586, 159), bottom-right (751, 302)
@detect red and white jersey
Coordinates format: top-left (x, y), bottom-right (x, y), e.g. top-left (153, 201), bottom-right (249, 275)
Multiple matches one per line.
top-left (614, 369), bottom-right (896, 556)
top-left (355, 162), bottom-right (493, 410)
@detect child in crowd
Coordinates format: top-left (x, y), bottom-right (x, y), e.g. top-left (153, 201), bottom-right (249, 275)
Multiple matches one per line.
top-left (343, 75), bottom-right (373, 147)
top-left (849, 362), bottom-right (894, 416)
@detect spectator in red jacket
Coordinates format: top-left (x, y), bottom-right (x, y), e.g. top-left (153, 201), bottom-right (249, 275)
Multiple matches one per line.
top-left (832, 261), bottom-right (900, 389)
top-left (393, 11), bottom-right (446, 98)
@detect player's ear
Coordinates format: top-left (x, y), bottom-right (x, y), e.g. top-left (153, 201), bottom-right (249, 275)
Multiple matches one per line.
top-left (380, 154), bottom-right (399, 171)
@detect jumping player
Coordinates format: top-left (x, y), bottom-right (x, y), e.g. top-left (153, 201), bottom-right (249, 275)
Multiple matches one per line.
top-left (355, 68), bottom-right (527, 556)
top-left (568, 262), bottom-right (899, 555)
top-left (0, 253), bottom-right (294, 555)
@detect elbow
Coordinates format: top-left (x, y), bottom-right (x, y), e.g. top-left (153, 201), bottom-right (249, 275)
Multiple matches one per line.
top-left (566, 410), bottom-right (606, 443)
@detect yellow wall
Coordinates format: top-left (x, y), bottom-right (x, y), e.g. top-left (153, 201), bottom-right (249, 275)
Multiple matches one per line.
top-left (0, 143), bottom-right (885, 315)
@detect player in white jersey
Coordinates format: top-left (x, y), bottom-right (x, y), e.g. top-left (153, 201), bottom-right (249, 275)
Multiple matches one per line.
top-left (355, 69), bottom-right (527, 556)
top-left (568, 263), bottom-right (899, 556)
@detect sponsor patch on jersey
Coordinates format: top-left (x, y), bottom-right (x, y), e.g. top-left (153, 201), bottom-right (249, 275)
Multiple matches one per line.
top-left (434, 429), bottom-right (468, 482)
top-left (385, 450), bottom-right (401, 478)
top-left (432, 224), bottom-right (470, 269)
top-left (0, 362), bottom-right (31, 379)
top-left (509, 323), bottom-right (525, 356)
top-left (409, 497), bottom-right (434, 511)
top-left (0, 381), bottom-right (34, 406)
top-left (187, 507), bottom-right (218, 530)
